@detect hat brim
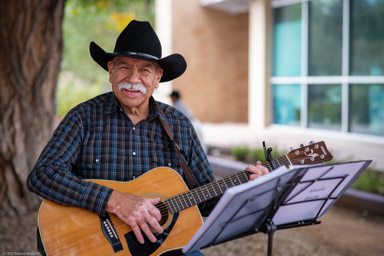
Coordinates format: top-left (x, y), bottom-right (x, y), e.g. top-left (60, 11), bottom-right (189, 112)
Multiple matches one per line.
top-left (90, 42), bottom-right (186, 83)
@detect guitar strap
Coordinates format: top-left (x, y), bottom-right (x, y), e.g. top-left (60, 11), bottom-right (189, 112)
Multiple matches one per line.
top-left (155, 101), bottom-right (198, 190)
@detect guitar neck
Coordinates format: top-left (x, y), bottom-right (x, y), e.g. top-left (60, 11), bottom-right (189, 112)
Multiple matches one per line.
top-left (166, 155), bottom-right (290, 213)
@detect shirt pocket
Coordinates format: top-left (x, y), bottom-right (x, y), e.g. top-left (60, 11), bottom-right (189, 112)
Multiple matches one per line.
top-left (80, 133), bottom-right (121, 179)
top-left (149, 138), bottom-right (181, 170)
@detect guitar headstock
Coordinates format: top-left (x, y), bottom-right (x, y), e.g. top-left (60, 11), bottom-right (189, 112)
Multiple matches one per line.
top-left (287, 141), bottom-right (333, 166)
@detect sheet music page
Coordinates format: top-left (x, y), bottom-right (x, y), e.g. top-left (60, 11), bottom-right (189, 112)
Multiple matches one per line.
top-left (273, 160), bottom-right (371, 225)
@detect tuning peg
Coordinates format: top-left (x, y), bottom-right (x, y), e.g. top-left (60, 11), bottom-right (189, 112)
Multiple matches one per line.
top-left (300, 144), bottom-right (304, 148)
top-left (309, 140), bottom-right (315, 145)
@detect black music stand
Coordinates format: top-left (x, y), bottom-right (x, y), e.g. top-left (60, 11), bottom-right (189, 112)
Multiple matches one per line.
top-left (182, 160), bottom-right (372, 256)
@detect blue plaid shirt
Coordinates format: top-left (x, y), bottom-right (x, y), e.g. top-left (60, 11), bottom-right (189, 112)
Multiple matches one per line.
top-left (27, 92), bottom-right (215, 216)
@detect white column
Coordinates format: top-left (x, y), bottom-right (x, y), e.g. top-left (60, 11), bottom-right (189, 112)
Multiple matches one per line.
top-left (154, 0), bottom-right (173, 104)
top-left (248, 0), bottom-right (270, 129)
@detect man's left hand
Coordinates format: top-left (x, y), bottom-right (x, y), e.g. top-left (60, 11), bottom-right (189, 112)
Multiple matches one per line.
top-left (246, 161), bottom-right (269, 180)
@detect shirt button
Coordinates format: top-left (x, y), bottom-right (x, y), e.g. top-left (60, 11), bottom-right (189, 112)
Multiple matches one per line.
top-left (168, 163), bottom-right (172, 167)
top-left (95, 159), bottom-right (99, 163)
top-left (132, 127), bottom-right (136, 131)
top-left (132, 152), bottom-right (136, 156)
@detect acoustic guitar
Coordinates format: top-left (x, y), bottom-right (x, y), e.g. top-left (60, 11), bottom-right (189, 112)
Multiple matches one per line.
top-left (38, 141), bottom-right (333, 256)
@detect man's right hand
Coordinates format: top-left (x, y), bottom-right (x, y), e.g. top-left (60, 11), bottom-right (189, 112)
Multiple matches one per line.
top-left (106, 190), bottom-right (163, 244)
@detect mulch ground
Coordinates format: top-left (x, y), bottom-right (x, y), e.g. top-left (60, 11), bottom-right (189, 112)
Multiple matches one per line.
top-left (1, 204), bottom-right (383, 256)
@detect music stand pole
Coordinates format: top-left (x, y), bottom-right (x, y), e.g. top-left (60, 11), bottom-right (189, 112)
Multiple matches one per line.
top-left (261, 221), bottom-right (277, 256)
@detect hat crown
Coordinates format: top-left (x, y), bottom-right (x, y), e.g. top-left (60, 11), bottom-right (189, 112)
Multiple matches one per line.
top-left (114, 20), bottom-right (162, 59)
top-left (89, 19), bottom-right (186, 82)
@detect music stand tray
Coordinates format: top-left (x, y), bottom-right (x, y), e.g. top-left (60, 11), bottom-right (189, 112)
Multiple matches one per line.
top-left (182, 160), bottom-right (372, 255)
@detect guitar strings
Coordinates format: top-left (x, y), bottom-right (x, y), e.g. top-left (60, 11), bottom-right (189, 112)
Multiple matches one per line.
top-left (163, 171), bottom-right (251, 214)
top-left (160, 156), bottom-right (286, 214)
top-left (155, 151), bottom-right (322, 218)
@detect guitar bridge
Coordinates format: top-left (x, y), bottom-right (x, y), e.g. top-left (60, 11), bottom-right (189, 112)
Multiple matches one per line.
top-left (99, 213), bottom-right (124, 253)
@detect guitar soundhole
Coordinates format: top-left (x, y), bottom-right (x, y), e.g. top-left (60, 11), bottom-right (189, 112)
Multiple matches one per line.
top-left (156, 201), bottom-right (169, 226)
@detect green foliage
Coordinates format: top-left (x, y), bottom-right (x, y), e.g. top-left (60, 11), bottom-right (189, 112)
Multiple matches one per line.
top-left (352, 168), bottom-right (384, 195)
top-left (231, 146), bottom-right (283, 163)
top-left (62, 0), bottom-right (155, 82)
top-left (231, 147), bottom-right (249, 161)
top-left (249, 147), bottom-right (281, 163)
top-left (249, 148), bottom-right (266, 162)
top-left (56, 71), bottom-right (106, 118)
top-left (57, 0), bottom-right (155, 117)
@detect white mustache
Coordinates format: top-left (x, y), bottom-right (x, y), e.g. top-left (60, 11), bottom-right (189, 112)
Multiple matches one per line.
top-left (118, 82), bottom-right (147, 95)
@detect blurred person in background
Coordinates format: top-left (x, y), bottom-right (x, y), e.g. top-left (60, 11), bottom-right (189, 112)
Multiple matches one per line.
top-left (170, 90), bottom-right (207, 152)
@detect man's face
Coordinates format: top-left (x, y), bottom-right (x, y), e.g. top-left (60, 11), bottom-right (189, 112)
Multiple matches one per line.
top-left (108, 56), bottom-right (163, 112)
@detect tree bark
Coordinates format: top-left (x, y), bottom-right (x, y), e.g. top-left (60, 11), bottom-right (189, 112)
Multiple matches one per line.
top-left (0, 0), bottom-right (65, 216)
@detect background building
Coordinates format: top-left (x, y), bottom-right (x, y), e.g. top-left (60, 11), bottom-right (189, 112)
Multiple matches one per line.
top-left (155, 0), bottom-right (384, 169)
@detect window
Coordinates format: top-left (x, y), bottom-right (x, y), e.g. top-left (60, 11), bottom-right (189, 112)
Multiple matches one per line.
top-left (350, 0), bottom-right (384, 76)
top-left (272, 84), bottom-right (301, 126)
top-left (349, 84), bottom-right (384, 136)
top-left (272, 3), bottom-right (301, 77)
top-left (308, 84), bottom-right (341, 130)
top-left (271, 0), bottom-right (384, 137)
top-left (308, 0), bottom-right (342, 76)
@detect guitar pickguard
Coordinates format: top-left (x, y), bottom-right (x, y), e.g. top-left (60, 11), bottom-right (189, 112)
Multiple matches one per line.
top-left (124, 212), bottom-right (179, 256)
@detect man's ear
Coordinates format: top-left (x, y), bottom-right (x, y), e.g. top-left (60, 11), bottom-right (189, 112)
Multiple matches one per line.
top-left (107, 61), bottom-right (114, 83)
top-left (156, 68), bottom-right (163, 84)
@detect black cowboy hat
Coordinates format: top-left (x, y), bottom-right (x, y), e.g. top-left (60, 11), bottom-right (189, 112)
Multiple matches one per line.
top-left (89, 20), bottom-right (186, 83)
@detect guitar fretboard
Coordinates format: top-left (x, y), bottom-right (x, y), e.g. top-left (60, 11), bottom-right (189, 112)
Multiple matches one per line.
top-left (165, 154), bottom-right (291, 213)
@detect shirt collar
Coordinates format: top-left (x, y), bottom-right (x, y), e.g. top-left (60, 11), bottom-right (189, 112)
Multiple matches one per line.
top-left (147, 97), bottom-right (159, 121)
top-left (103, 93), bottom-right (121, 114)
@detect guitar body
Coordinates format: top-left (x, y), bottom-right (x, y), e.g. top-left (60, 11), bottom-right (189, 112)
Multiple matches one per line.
top-left (38, 167), bottom-right (203, 256)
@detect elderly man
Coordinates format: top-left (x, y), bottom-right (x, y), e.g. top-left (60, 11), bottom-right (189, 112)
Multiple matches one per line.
top-left (27, 20), bottom-right (268, 256)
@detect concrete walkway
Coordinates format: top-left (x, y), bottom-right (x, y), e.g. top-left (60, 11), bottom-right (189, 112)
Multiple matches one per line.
top-left (202, 123), bottom-right (384, 171)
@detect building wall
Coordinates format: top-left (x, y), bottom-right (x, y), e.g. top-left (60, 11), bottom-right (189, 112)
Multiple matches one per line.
top-left (171, 0), bottom-right (249, 123)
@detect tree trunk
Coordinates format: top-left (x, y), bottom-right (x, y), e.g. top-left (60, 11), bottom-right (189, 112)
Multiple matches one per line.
top-left (0, 0), bottom-right (65, 216)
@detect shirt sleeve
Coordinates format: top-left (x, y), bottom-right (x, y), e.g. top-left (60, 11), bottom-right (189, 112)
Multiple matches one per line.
top-left (188, 128), bottom-right (215, 186)
top-left (27, 108), bottom-right (113, 216)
